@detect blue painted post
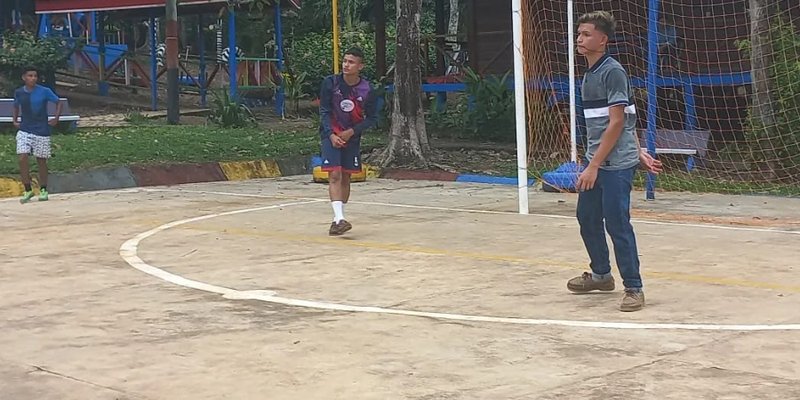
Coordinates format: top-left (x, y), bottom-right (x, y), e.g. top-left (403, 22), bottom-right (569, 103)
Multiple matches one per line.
top-left (150, 13), bottom-right (158, 111)
top-left (228, 6), bottom-right (238, 100)
top-left (198, 14), bottom-right (207, 107)
top-left (90, 12), bottom-right (97, 42)
top-left (275, 2), bottom-right (285, 116)
top-left (683, 83), bottom-right (699, 172)
top-left (436, 92), bottom-right (447, 112)
top-left (683, 83), bottom-right (698, 130)
top-left (13, 0), bottom-right (21, 30)
top-left (97, 12), bottom-right (109, 96)
top-left (645, 0), bottom-right (660, 200)
top-left (39, 14), bottom-right (51, 37)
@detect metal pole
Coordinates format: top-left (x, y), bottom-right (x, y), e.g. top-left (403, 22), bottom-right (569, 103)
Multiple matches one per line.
top-left (166, 0), bottom-right (180, 124)
top-left (150, 13), bottom-right (158, 111)
top-left (275, 3), bottom-right (285, 117)
top-left (568, 0), bottom-right (577, 163)
top-left (0, 4), bottom-right (4, 40)
top-left (97, 13), bottom-right (109, 96)
top-left (332, 0), bottom-right (340, 73)
top-left (40, 14), bottom-right (50, 37)
top-left (228, 5), bottom-right (238, 100)
top-left (511, 0), bottom-right (529, 215)
top-left (198, 14), bottom-right (207, 107)
top-left (90, 12), bottom-right (97, 42)
top-left (13, 0), bottom-right (21, 30)
top-left (645, 0), bottom-right (660, 199)
top-left (683, 83), bottom-right (698, 130)
top-left (124, 22), bottom-right (131, 87)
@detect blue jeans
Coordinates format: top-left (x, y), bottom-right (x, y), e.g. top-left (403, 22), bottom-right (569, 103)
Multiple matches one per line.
top-left (576, 166), bottom-right (642, 290)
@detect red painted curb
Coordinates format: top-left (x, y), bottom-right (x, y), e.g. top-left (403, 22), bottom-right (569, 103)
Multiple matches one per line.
top-left (130, 163), bottom-right (227, 187)
top-left (380, 169), bottom-right (458, 182)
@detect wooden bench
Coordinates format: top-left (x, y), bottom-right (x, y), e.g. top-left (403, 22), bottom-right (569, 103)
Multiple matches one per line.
top-left (639, 129), bottom-right (711, 172)
top-left (0, 98), bottom-right (80, 128)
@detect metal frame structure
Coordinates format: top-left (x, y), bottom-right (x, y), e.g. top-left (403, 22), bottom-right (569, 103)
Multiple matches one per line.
top-left (32, 0), bottom-right (298, 114)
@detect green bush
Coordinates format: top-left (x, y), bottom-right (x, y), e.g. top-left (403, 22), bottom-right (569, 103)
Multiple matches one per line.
top-left (463, 68), bottom-right (515, 141)
top-left (0, 73), bottom-right (13, 97)
top-left (208, 90), bottom-right (256, 128)
top-left (282, 70), bottom-right (310, 117)
top-left (0, 31), bottom-right (71, 91)
top-left (737, 15), bottom-right (800, 181)
top-left (289, 30), bottom-right (396, 96)
top-left (425, 69), bottom-right (518, 142)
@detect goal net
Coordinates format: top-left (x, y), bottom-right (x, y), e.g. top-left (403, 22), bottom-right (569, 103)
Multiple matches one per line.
top-left (521, 0), bottom-right (800, 196)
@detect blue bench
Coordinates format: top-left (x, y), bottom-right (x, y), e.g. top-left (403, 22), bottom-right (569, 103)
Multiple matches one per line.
top-left (0, 98), bottom-right (80, 127)
top-left (640, 129), bottom-right (711, 171)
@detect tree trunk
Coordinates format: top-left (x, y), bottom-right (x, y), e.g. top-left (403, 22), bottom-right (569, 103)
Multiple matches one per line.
top-left (435, 0), bottom-right (446, 76)
top-left (374, 0), bottom-right (387, 78)
top-left (378, 0), bottom-right (430, 167)
top-left (749, 0), bottom-right (776, 129)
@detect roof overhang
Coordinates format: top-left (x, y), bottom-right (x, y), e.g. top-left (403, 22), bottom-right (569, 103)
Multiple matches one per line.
top-left (35, 0), bottom-right (300, 14)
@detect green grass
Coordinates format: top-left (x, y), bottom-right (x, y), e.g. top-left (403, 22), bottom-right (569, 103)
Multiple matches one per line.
top-left (2, 125), bottom-right (797, 197)
top-left (633, 172), bottom-right (800, 197)
top-left (510, 160), bottom-right (800, 197)
top-left (0, 125), bottom-right (386, 175)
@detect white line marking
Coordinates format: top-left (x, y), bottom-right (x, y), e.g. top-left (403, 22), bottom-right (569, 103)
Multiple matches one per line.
top-left (5, 185), bottom-right (799, 235)
top-left (119, 194), bottom-right (800, 331)
top-left (120, 199), bottom-right (322, 297)
top-left (139, 188), bottom-right (800, 236)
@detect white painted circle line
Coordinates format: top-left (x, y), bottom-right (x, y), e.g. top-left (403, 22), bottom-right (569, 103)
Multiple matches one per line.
top-left (120, 200), bottom-right (324, 296)
top-left (119, 194), bottom-right (800, 332)
top-left (138, 188), bottom-right (800, 236)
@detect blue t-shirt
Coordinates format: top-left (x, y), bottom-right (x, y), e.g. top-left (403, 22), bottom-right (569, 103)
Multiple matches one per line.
top-left (14, 85), bottom-right (60, 137)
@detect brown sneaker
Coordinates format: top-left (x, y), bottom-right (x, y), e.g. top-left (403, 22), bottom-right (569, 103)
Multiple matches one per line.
top-left (567, 272), bottom-right (616, 293)
top-left (328, 220), bottom-right (353, 236)
top-left (620, 290), bottom-right (645, 312)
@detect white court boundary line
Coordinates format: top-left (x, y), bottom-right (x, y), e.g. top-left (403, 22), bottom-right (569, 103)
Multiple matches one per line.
top-left (5, 186), bottom-right (800, 235)
top-left (119, 192), bottom-right (800, 331)
top-left (139, 188), bottom-right (800, 236)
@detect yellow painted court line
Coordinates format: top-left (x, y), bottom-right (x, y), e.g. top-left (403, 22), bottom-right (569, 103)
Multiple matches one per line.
top-left (219, 160), bottom-right (282, 181)
top-left (0, 177), bottom-right (24, 198)
top-left (173, 223), bottom-right (800, 294)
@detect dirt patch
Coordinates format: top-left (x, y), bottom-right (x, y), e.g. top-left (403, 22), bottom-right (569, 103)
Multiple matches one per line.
top-left (363, 143), bottom-right (519, 177)
top-left (631, 209), bottom-right (800, 228)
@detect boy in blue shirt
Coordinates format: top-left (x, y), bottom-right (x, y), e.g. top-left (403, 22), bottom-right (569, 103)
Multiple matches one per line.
top-left (13, 67), bottom-right (62, 204)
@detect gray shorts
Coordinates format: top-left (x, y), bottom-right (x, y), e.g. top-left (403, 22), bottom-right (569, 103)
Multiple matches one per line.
top-left (16, 131), bottom-right (52, 159)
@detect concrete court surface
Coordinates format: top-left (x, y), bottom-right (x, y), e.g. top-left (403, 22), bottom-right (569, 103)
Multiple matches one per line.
top-left (1, 176), bottom-right (799, 400)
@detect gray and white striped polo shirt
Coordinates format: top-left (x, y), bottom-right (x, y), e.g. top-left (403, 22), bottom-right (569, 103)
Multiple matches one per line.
top-left (581, 54), bottom-right (640, 170)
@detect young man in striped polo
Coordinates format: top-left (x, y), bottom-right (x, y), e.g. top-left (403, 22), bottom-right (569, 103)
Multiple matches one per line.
top-left (567, 11), bottom-right (663, 311)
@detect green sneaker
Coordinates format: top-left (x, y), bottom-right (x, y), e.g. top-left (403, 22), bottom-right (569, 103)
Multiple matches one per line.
top-left (38, 189), bottom-right (49, 202)
top-left (20, 191), bottom-right (34, 204)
